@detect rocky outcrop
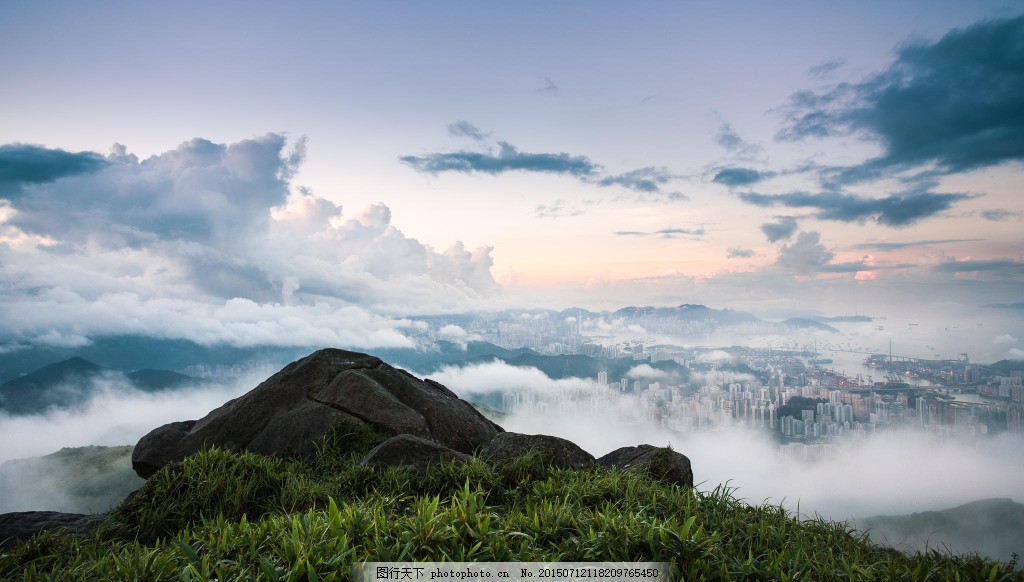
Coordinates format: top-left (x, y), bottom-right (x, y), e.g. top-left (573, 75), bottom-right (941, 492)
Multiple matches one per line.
top-left (597, 444), bottom-right (693, 489)
top-left (361, 434), bottom-right (472, 471)
top-left (0, 511), bottom-right (104, 549)
top-left (480, 432), bottom-right (595, 469)
top-left (132, 349), bottom-right (503, 478)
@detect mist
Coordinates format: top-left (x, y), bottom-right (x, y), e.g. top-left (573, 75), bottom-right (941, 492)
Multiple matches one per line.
top-left (0, 373), bottom-right (263, 464)
top-left (432, 361), bottom-right (1024, 523)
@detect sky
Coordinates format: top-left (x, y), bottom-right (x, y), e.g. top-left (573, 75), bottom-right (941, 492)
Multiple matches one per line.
top-left (1, 1), bottom-right (1023, 356)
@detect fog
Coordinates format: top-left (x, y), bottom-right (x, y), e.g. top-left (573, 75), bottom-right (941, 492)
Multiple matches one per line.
top-left (433, 361), bottom-right (1024, 524)
top-left (0, 373), bottom-right (263, 464)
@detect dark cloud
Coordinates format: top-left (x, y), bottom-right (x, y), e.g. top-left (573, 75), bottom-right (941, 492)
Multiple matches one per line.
top-left (0, 144), bottom-right (107, 192)
top-left (596, 167), bottom-right (679, 195)
top-left (740, 188), bottom-right (971, 227)
top-left (981, 209), bottom-right (1018, 221)
top-left (727, 248), bottom-right (754, 258)
top-left (712, 167), bottom-right (771, 187)
top-left (403, 133), bottom-right (683, 198)
top-left (447, 121), bottom-right (490, 142)
top-left (401, 141), bottom-right (598, 178)
top-left (852, 238), bottom-right (983, 251)
top-left (760, 217), bottom-right (799, 242)
top-left (778, 15), bottom-right (1024, 178)
top-left (614, 227), bottom-right (704, 239)
top-left (934, 259), bottom-right (1024, 274)
top-left (808, 59), bottom-right (845, 79)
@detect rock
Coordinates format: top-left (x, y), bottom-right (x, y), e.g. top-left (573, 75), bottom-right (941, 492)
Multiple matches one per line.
top-left (361, 434), bottom-right (472, 471)
top-left (480, 432), bottom-right (595, 469)
top-left (132, 349), bottom-right (503, 478)
top-left (0, 511), bottom-right (105, 549)
top-left (597, 444), bottom-right (693, 489)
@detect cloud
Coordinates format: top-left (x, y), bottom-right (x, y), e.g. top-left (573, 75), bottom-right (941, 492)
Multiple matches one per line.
top-left (740, 187), bottom-right (971, 227)
top-left (774, 231), bottom-right (910, 275)
top-left (778, 15), bottom-right (1024, 177)
top-left (402, 127), bottom-right (683, 199)
top-left (0, 144), bottom-right (107, 190)
top-left (807, 59), bottom-right (844, 79)
top-left (614, 227), bottom-right (704, 239)
top-left (727, 248), bottom-right (754, 258)
top-left (851, 238), bottom-right (983, 251)
top-left (933, 258), bottom-right (1024, 274)
top-left (776, 232), bottom-right (835, 274)
top-left (447, 121), bottom-right (490, 142)
top-left (760, 217), bottom-right (799, 242)
top-left (596, 167), bottom-right (680, 196)
top-left (625, 364), bottom-right (667, 379)
top-left (401, 141), bottom-right (597, 178)
top-left (538, 76), bottom-right (560, 96)
top-left (981, 209), bottom-right (1019, 221)
top-left (714, 122), bottom-right (762, 159)
top-left (712, 167), bottom-right (772, 187)
top-left (993, 334), bottom-right (1018, 345)
top-left (0, 136), bottom-right (500, 349)
top-left (535, 200), bottom-right (585, 219)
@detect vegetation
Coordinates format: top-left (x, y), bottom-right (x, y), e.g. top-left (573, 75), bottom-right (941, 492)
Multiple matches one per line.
top-left (3, 431), bottom-right (1021, 581)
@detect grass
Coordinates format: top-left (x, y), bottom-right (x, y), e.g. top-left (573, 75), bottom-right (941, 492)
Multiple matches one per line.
top-left (2, 430), bottom-right (1021, 581)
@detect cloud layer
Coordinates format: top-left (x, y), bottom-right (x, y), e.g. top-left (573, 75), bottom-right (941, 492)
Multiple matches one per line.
top-left (0, 135), bottom-right (498, 349)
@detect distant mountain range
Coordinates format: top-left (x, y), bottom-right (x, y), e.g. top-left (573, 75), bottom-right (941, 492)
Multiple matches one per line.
top-left (0, 357), bottom-right (203, 415)
top-left (855, 498), bottom-right (1024, 563)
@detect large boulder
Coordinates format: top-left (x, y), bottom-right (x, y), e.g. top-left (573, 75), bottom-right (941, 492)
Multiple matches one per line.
top-left (597, 444), bottom-right (693, 489)
top-left (132, 349), bottom-right (503, 478)
top-left (480, 432), bottom-right (595, 469)
top-left (361, 434), bottom-right (472, 471)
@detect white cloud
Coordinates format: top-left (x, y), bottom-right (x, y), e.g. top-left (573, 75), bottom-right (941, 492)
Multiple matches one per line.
top-left (625, 364), bottom-right (667, 379)
top-left (0, 136), bottom-right (500, 348)
top-left (993, 334), bottom-right (1018, 345)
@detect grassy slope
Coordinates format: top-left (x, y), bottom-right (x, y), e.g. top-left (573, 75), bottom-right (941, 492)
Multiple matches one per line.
top-left (2, 426), bottom-right (1021, 581)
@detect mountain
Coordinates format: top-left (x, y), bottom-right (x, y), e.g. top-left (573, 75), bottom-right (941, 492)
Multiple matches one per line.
top-left (0, 446), bottom-right (144, 514)
top-left (854, 498), bottom-right (1024, 563)
top-left (0, 335), bottom-right (310, 383)
top-left (613, 303), bottom-right (761, 324)
top-left (0, 357), bottom-right (203, 415)
top-left (778, 317), bottom-right (840, 333)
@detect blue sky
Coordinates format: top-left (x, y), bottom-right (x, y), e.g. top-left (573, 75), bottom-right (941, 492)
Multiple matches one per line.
top-left (1, 1), bottom-right (1022, 357)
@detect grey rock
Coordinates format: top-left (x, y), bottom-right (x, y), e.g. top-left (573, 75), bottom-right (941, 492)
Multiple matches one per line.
top-left (480, 432), bottom-right (595, 469)
top-left (0, 511), bottom-right (104, 549)
top-left (597, 444), bottom-right (693, 488)
top-left (361, 434), bottom-right (472, 471)
top-left (133, 349), bottom-right (502, 478)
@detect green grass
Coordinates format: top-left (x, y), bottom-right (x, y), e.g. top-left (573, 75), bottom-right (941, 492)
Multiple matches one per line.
top-left (2, 434), bottom-right (1021, 581)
